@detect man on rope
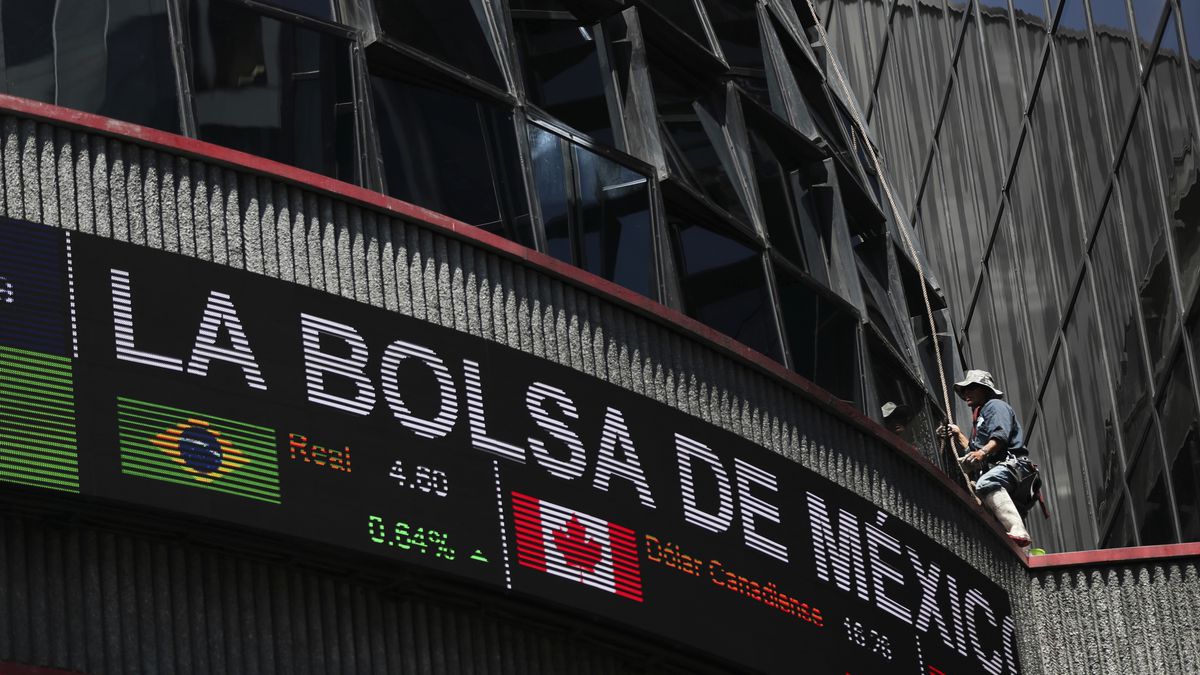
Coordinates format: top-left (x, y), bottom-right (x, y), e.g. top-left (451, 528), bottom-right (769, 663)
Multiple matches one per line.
top-left (940, 370), bottom-right (1034, 547)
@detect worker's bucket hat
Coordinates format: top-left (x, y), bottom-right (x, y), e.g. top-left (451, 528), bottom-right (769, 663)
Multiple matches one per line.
top-left (953, 369), bottom-right (1004, 399)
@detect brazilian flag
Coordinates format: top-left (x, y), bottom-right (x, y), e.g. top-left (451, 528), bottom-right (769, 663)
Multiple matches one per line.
top-left (117, 397), bottom-right (280, 504)
top-left (0, 345), bottom-right (79, 492)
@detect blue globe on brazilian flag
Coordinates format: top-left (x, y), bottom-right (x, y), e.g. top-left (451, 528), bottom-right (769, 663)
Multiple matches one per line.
top-left (117, 397), bottom-right (280, 504)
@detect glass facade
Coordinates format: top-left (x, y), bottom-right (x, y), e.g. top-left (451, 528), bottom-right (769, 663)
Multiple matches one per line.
top-left (2, 0), bottom-right (1110, 544)
top-left (822, 0), bottom-right (1200, 552)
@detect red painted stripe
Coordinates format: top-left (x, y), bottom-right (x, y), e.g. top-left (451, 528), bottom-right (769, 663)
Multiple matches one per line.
top-left (0, 93), bottom-right (1024, 555)
top-left (1027, 542), bottom-right (1200, 569)
top-left (608, 521), bottom-right (643, 602)
top-left (510, 491), bottom-right (546, 572)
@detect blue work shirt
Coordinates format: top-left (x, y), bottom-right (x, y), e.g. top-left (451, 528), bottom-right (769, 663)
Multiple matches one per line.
top-left (970, 398), bottom-right (1027, 458)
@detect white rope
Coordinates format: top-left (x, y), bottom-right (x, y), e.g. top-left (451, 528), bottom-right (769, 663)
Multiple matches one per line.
top-left (802, 0), bottom-right (954, 423)
top-left (800, 0), bottom-right (980, 502)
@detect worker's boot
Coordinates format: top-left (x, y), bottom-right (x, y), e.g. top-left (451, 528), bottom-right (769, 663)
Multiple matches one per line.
top-left (982, 489), bottom-right (1031, 547)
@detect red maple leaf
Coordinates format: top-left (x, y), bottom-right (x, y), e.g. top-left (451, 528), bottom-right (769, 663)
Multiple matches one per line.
top-left (552, 515), bottom-right (603, 574)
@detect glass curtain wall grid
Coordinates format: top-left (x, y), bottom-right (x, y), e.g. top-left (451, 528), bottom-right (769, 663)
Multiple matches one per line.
top-left (0, 0), bottom-right (970, 519)
top-left (825, 0), bottom-right (1200, 552)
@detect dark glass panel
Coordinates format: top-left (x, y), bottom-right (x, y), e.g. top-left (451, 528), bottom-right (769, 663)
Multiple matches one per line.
top-left (573, 144), bottom-right (654, 297)
top-left (891, 0), bottom-right (933, 154)
top-left (938, 86), bottom-right (987, 324)
top-left (651, 68), bottom-right (748, 222)
top-left (1031, 63), bottom-right (1083, 295)
top-left (1, 0), bottom-right (179, 133)
top-left (1026, 421), bottom-right (1068, 551)
top-left (988, 214), bottom-right (1037, 419)
top-left (820, 174), bottom-right (867, 312)
top-left (1008, 145), bottom-right (1059, 372)
top-left (1136, 249), bottom-right (1178, 390)
top-left (510, 0), bottom-right (568, 9)
top-left (825, 0), bottom-right (874, 104)
top-left (917, 0), bottom-right (952, 104)
top-left (917, 160), bottom-right (971, 325)
top-left (2, 0), bottom-right (55, 101)
top-left (701, 0), bottom-right (762, 69)
top-left (1118, 107), bottom-right (1179, 386)
top-left (916, 308), bottom-right (958, 422)
top-left (672, 218), bottom-right (781, 359)
top-left (1093, 0), bottom-right (1140, 146)
top-left (872, 52), bottom-right (919, 215)
top-left (957, 15), bottom-right (1003, 214)
top-left (372, 75), bottom-right (533, 246)
top-left (1011, 0), bottom-right (1046, 94)
top-left (862, 0), bottom-right (890, 78)
top-left (866, 334), bottom-right (927, 445)
top-left (1174, 405), bottom-right (1200, 541)
top-left (747, 127), bottom-right (802, 262)
top-left (732, 74), bottom-right (771, 108)
top-left (515, 17), bottom-right (614, 145)
top-left (775, 23), bottom-right (845, 152)
top-left (906, 399), bottom-right (946, 474)
top-left (191, 0), bottom-right (355, 180)
top-left (1146, 13), bottom-right (1191, 203)
top-left (1066, 272), bottom-right (1125, 524)
top-left (854, 226), bottom-right (889, 292)
top-left (793, 176), bottom-right (829, 284)
top-left (775, 267), bottom-right (859, 402)
top-left (374, 0), bottom-right (504, 86)
top-left (259, 0), bottom-right (332, 20)
top-left (1101, 497), bottom-right (1138, 548)
top-left (1040, 367), bottom-right (1097, 550)
top-left (977, 0), bottom-right (1023, 158)
top-left (650, 0), bottom-right (712, 49)
top-left (963, 271), bottom-right (1006, 403)
top-left (1129, 425), bottom-right (1177, 544)
top-left (1156, 357), bottom-right (1200, 540)
top-left (1055, 1), bottom-right (1112, 224)
top-left (1146, 16), bottom-right (1200, 315)
top-left (528, 126), bottom-right (573, 263)
top-left (1178, 164), bottom-right (1200, 315)
top-left (1091, 193), bottom-right (1153, 453)
top-left (813, 0), bottom-right (831, 24)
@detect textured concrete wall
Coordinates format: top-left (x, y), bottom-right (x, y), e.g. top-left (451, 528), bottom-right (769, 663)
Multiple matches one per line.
top-left (0, 507), bottom-right (718, 674)
top-left (1024, 559), bottom-right (1200, 674)
top-left (5, 111), bottom-right (1178, 673)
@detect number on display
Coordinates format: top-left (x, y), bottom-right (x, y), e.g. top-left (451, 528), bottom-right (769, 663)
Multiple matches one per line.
top-left (388, 460), bottom-right (449, 496)
top-left (368, 515), bottom-right (456, 560)
top-left (842, 617), bottom-right (892, 661)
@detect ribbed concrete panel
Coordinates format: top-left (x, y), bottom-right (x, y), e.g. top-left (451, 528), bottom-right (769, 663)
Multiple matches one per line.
top-left (0, 115), bottom-right (1043, 669)
top-left (1025, 560), bottom-right (1200, 674)
top-left (0, 510), bottom-right (717, 675)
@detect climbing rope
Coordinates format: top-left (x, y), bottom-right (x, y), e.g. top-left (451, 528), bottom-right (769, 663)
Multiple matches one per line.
top-left (800, 0), bottom-right (978, 501)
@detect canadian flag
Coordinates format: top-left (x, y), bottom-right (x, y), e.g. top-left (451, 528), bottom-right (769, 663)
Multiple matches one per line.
top-left (511, 491), bottom-right (643, 602)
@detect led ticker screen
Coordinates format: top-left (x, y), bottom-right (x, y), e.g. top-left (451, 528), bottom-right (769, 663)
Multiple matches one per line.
top-left (0, 217), bottom-right (1020, 674)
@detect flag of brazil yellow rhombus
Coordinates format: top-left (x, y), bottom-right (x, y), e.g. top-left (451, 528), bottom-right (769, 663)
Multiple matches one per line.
top-left (117, 397), bottom-right (280, 504)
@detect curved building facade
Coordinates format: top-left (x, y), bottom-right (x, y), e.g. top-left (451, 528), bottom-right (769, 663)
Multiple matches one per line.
top-left (0, 0), bottom-right (1195, 673)
top-left (821, 0), bottom-right (1200, 553)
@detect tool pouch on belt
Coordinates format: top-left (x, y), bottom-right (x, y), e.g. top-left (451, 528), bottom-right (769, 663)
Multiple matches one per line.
top-left (1001, 455), bottom-right (1041, 516)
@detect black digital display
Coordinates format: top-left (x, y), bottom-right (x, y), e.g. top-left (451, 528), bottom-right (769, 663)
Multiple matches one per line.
top-left (0, 217), bottom-right (1019, 674)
